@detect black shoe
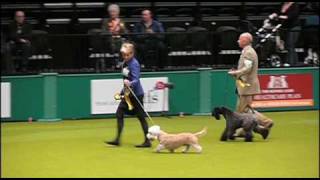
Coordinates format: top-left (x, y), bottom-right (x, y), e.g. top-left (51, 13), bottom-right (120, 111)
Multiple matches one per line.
top-left (105, 140), bottom-right (120, 146)
top-left (260, 129), bottom-right (270, 140)
top-left (135, 140), bottom-right (151, 148)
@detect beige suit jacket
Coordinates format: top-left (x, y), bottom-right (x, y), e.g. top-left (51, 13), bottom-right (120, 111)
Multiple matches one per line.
top-left (235, 45), bottom-right (261, 95)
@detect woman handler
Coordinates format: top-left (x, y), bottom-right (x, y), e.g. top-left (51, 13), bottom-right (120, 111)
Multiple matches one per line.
top-left (106, 42), bottom-right (151, 148)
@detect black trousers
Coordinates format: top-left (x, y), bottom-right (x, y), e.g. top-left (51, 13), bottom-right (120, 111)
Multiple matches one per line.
top-left (114, 94), bottom-right (149, 142)
top-left (5, 41), bottom-right (32, 73)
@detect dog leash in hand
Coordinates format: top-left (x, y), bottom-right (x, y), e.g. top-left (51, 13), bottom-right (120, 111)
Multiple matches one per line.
top-left (126, 85), bottom-right (156, 125)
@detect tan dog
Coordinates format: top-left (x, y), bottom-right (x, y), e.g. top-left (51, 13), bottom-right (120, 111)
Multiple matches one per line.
top-left (147, 125), bottom-right (207, 153)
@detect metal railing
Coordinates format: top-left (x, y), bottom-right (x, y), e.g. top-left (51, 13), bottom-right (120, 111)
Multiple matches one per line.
top-left (1, 30), bottom-right (317, 75)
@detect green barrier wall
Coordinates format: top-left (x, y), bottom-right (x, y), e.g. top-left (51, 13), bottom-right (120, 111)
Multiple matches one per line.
top-left (1, 75), bottom-right (44, 121)
top-left (1, 67), bottom-right (319, 121)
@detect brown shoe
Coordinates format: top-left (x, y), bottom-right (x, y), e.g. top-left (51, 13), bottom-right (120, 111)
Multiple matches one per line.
top-left (260, 128), bottom-right (269, 140)
top-left (266, 122), bottom-right (274, 129)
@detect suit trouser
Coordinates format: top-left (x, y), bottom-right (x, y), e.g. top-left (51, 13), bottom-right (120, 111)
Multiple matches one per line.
top-left (236, 95), bottom-right (273, 128)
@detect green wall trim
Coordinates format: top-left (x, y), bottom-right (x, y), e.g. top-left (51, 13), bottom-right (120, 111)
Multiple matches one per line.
top-left (1, 75), bottom-right (42, 79)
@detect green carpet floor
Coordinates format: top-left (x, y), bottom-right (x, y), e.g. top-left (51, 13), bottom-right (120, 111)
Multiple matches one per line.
top-left (1, 111), bottom-right (319, 178)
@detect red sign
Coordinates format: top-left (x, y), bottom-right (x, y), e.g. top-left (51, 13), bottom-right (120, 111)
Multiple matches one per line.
top-left (252, 74), bottom-right (314, 108)
top-left (155, 81), bottom-right (166, 90)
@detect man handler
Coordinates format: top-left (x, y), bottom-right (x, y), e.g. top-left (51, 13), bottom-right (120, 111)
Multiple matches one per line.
top-left (228, 33), bottom-right (274, 139)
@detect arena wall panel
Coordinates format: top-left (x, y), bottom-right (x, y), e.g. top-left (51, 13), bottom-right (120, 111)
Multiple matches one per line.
top-left (1, 67), bottom-right (318, 121)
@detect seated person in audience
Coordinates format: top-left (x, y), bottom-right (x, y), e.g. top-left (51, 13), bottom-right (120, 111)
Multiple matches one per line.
top-left (5, 11), bottom-right (32, 73)
top-left (101, 3), bottom-right (128, 60)
top-left (133, 9), bottom-right (167, 69)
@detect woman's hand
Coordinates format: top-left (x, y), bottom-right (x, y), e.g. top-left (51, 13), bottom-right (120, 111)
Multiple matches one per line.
top-left (124, 79), bottom-right (131, 87)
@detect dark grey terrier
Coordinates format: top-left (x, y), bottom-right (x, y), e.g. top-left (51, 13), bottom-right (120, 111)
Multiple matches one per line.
top-left (212, 106), bottom-right (269, 142)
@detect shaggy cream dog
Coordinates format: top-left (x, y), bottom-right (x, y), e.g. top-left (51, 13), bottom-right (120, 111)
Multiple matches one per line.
top-left (147, 125), bottom-right (207, 153)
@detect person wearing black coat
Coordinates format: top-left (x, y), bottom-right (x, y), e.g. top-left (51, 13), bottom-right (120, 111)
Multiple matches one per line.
top-left (5, 11), bottom-right (32, 72)
top-left (276, 2), bottom-right (301, 66)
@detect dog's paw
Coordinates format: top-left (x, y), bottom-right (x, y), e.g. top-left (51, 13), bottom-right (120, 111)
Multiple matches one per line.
top-left (154, 148), bottom-right (161, 153)
top-left (229, 136), bottom-right (236, 140)
top-left (182, 150), bottom-right (189, 153)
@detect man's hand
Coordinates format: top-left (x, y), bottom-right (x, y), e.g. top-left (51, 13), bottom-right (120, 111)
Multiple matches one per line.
top-left (19, 39), bottom-right (28, 43)
top-left (124, 79), bottom-right (131, 87)
top-left (146, 29), bottom-right (154, 34)
top-left (228, 69), bottom-right (238, 76)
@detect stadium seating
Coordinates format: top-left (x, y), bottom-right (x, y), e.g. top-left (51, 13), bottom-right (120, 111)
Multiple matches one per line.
top-left (1, 2), bottom-right (318, 74)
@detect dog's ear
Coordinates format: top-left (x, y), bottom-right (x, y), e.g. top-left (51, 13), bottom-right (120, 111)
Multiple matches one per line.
top-left (212, 107), bottom-right (221, 120)
top-left (149, 125), bottom-right (161, 134)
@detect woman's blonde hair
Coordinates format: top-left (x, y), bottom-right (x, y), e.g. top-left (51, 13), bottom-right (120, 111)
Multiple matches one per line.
top-left (120, 42), bottom-right (135, 55)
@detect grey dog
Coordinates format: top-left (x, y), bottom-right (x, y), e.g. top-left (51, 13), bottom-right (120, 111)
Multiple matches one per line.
top-left (212, 106), bottom-right (269, 142)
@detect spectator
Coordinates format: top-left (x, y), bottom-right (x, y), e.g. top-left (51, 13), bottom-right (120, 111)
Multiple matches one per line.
top-left (133, 9), bottom-right (167, 69)
top-left (273, 2), bottom-right (301, 66)
top-left (102, 4), bottom-right (127, 36)
top-left (5, 11), bottom-right (32, 73)
top-left (101, 4), bottom-right (128, 67)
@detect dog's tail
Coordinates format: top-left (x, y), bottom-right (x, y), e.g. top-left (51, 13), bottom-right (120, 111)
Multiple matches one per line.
top-left (194, 127), bottom-right (207, 137)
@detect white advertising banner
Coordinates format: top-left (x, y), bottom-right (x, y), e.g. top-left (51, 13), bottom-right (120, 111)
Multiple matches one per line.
top-left (1, 82), bottom-right (11, 118)
top-left (91, 77), bottom-right (169, 114)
